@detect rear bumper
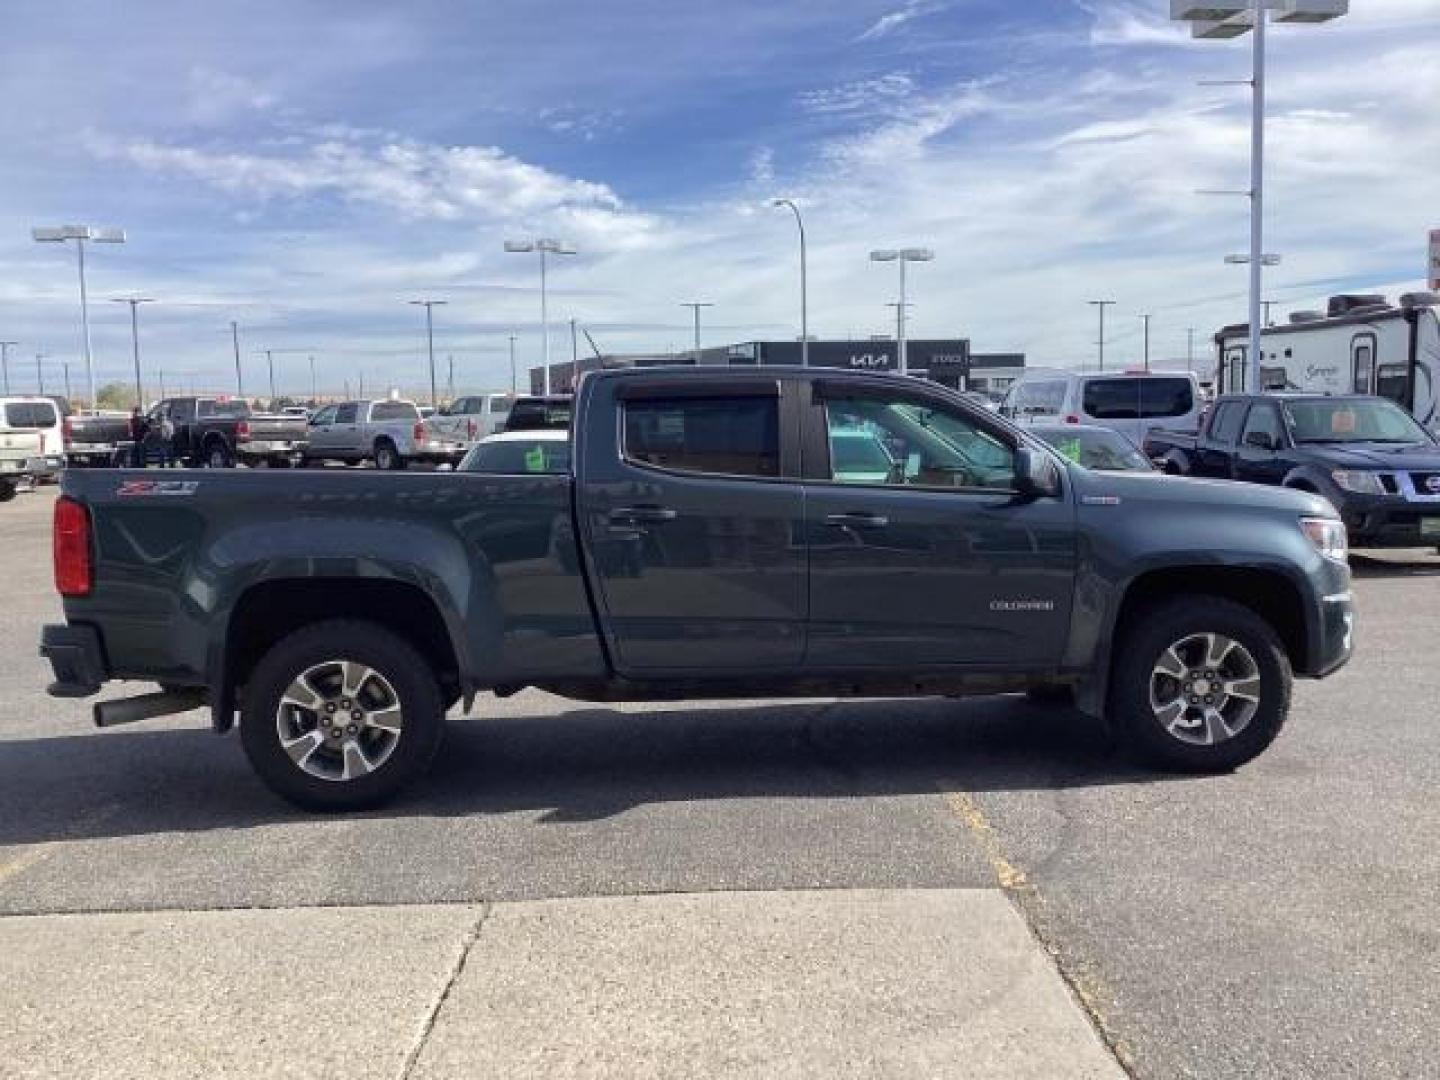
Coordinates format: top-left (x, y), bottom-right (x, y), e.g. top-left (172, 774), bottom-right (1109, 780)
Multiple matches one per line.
top-left (40, 623), bottom-right (108, 698)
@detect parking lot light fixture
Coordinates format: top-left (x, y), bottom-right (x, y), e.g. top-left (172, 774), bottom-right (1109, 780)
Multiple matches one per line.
top-left (870, 248), bottom-right (934, 375)
top-left (32, 225), bottom-right (126, 410)
top-left (504, 239), bottom-right (576, 395)
top-left (679, 302), bottom-right (714, 356)
top-left (0, 341), bottom-right (17, 396)
top-left (1172, 1), bottom-right (1348, 390)
top-left (772, 199), bottom-right (809, 367)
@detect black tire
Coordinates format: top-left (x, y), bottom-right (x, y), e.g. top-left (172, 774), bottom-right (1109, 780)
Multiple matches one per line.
top-left (374, 440), bottom-right (406, 470)
top-left (1111, 596), bottom-right (1291, 773)
top-left (204, 441), bottom-right (233, 469)
top-left (0, 483), bottom-right (15, 503)
top-left (240, 620), bottom-right (445, 811)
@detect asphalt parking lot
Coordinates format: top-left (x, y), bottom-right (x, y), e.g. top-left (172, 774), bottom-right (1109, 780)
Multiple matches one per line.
top-left (1, 484), bottom-right (1437, 1078)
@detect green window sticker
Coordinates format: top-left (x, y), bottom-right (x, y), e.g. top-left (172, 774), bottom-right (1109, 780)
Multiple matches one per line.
top-left (1056, 438), bottom-right (1082, 463)
top-left (524, 446), bottom-right (547, 472)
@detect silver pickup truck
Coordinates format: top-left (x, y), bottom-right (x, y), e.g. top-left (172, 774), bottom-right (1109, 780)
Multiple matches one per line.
top-left (0, 427), bottom-right (45, 501)
top-left (301, 398), bottom-right (468, 470)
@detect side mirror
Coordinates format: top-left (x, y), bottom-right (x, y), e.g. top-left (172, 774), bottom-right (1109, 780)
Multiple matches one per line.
top-left (1015, 446), bottom-right (1061, 498)
top-left (1244, 430), bottom-right (1276, 451)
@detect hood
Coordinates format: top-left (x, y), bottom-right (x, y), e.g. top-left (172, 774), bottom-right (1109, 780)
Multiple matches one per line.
top-left (1298, 441), bottom-right (1440, 470)
top-left (1070, 466), bottom-right (1332, 518)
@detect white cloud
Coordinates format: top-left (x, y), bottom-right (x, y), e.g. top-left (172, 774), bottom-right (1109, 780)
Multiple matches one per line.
top-left (797, 74), bottom-right (916, 117)
top-left (187, 67), bottom-right (278, 126)
top-left (857, 2), bottom-right (947, 42)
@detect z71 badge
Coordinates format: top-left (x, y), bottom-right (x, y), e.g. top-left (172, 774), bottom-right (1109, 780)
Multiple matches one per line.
top-left (117, 480), bottom-right (199, 497)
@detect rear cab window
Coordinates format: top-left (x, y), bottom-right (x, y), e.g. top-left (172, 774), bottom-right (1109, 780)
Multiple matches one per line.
top-left (371, 401), bottom-right (421, 421)
top-left (3, 402), bottom-right (59, 428)
top-left (198, 398), bottom-right (250, 419)
top-left (1082, 377), bottom-right (1194, 420)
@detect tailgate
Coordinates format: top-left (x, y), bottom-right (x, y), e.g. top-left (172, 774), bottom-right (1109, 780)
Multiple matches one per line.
top-left (245, 417), bottom-right (309, 441)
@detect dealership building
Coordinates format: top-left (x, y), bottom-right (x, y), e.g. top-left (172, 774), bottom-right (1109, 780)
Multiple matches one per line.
top-left (530, 338), bottom-right (1025, 396)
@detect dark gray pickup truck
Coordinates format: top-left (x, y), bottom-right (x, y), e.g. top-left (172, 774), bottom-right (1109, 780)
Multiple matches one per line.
top-left (42, 367), bottom-right (1355, 810)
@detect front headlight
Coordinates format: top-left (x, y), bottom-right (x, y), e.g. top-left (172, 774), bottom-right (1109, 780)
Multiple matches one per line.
top-left (1301, 517), bottom-right (1348, 562)
top-left (1330, 469), bottom-right (1385, 495)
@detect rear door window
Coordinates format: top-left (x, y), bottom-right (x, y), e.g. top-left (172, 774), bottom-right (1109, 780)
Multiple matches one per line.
top-left (1082, 378), bottom-right (1194, 419)
top-left (197, 399), bottom-right (248, 419)
top-left (624, 395), bottom-right (779, 478)
top-left (3, 402), bottom-right (58, 428)
top-left (334, 403), bottom-right (359, 424)
top-left (1208, 402), bottom-right (1245, 444)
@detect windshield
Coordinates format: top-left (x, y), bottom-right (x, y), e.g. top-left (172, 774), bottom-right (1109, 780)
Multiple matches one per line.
top-left (1034, 427), bottom-right (1152, 471)
top-left (1082, 377), bottom-right (1194, 420)
top-left (460, 438), bottom-right (571, 474)
top-left (1284, 398), bottom-right (1431, 444)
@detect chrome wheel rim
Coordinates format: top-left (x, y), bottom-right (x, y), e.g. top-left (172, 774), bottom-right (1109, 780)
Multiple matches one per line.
top-left (274, 660), bottom-right (404, 782)
top-left (1148, 632), bottom-right (1261, 746)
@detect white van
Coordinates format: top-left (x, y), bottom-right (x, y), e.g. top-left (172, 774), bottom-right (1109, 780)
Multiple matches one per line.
top-left (1000, 369), bottom-right (1203, 448)
top-left (0, 396), bottom-right (66, 471)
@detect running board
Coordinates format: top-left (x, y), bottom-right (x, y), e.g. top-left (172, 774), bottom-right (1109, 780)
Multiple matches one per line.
top-left (94, 689), bottom-right (208, 728)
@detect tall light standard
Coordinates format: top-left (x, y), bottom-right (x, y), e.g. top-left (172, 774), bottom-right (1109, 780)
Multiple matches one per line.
top-left (109, 297), bottom-right (154, 408)
top-left (309, 355), bottom-right (317, 403)
top-left (1172, 1), bottom-right (1348, 391)
top-left (679, 302), bottom-right (714, 357)
top-left (408, 299), bottom-right (447, 408)
top-left (0, 341), bottom-right (16, 395)
top-left (256, 349), bottom-right (277, 402)
top-left (1088, 300), bottom-right (1116, 371)
top-left (230, 321), bottom-right (244, 398)
top-left (869, 248), bottom-right (933, 375)
top-left (1138, 313), bottom-right (1153, 371)
top-left (32, 225), bottom-right (126, 409)
top-left (772, 198), bottom-right (808, 366)
top-left (504, 238), bottom-right (575, 395)
top-left (508, 334), bottom-right (518, 394)
top-left (35, 353), bottom-right (48, 395)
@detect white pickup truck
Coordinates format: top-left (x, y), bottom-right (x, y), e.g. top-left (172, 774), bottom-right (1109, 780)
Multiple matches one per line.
top-left (301, 398), bottom-right (469, 469)
top-left (0, 426), bottom-right (45, 501)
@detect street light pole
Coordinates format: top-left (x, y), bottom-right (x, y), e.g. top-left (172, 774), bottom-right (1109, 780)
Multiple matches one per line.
top-left (508, 335), bottom-right (518, 394)
top-left (110, 298), bottom-right (154, 408)
top-left (408, 299), bottom-right (447, 409)
top-left (680, 302), bottom-right (714, 356)
top-left (35, 353), bottom-right (48, 395)
top-left (0, 341), bottom-right (16, 395)
top-left (32, 225), bottom-right (126, 410)
top-left (1139, 313), bottom-right (1153, 371)
top-left (772, 199), bottom-right (809, 366)
top-left (309, 355), bottom-right (317, 403)
top-left (230, 321), bottom-right (244, 398)
top-left (870, 248), bottom-right (934, 375)
top-left (1088, 300), bottom-right (1116, 371)
top-left (504, 239), bottom-right (576, 396)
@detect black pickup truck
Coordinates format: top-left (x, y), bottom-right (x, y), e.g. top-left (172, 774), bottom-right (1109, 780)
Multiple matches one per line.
top-left (149, 396), bottom-right (310, 468)
top-left (1145, 393), bottom-right (1440, 548)
top-left (42, 367), bottom-right (1354, 810)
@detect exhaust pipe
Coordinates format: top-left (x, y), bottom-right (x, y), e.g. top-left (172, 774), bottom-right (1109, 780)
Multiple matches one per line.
top-left (94, 688), bottom-right (207, 728)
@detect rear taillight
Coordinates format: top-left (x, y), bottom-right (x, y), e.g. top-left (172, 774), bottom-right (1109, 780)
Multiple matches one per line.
top-left (62, 418), bottom-right (74, 443)
top-left (466, 419), bottom-right (477, 440)
top-left (53, 497), bottom-right (92, 597)
top-left (1064, 414), bottom-right (1080, 424)
top-left (236, 420), bottom-right (251, 440)
top-left (413, 421), bottom-right (426, 442)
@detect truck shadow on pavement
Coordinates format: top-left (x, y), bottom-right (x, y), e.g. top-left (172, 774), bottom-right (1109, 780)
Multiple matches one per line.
top-left (0, 695), bottom-right (1194, 847)
top-left (1348, 552), bottom-right (1440, 577)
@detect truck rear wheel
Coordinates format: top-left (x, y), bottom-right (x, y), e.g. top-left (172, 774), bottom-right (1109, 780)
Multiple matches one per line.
top-left (204, 441), bottom-right (233, 469)
top-left (240, 620), bottom-right (445, 811)
top-left (1112, 596), bottom-right (1290, 773)
top-left (374, 440), bottom-right (406, 470)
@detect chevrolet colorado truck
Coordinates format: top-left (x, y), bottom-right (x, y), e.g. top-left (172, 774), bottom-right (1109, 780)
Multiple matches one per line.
top-left (41, 367), bottom-right (1355, 810)
top-left (1145, 392), bottom-right (1440, 548)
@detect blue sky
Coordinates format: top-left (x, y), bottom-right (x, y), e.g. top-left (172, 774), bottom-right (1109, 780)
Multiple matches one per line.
top-left (1, 0), bottom-right (1436, 399)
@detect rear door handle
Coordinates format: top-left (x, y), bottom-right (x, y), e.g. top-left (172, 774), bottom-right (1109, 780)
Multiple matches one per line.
top-left (610, 506), bottom-right (678, 524)
top-left (825, 512), bottom-right (889, 529)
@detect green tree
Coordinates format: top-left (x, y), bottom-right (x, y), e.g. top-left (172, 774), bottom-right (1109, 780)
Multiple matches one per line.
top-left (95, 383), bottom-right (135, 410)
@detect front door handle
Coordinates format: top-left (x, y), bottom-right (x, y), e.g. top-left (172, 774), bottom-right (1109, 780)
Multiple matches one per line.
top-left (824, 512), bottom-right (889, 529)
top-left (610, 505), bottom-right (678, 524)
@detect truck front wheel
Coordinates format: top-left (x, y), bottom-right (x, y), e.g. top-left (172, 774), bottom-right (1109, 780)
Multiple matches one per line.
top-left (240, 620), bottom-right (445, 811)
top-left (1112, 596), bottom-right (1291, 773)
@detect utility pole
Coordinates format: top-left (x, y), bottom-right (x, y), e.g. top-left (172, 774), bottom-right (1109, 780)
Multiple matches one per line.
top-left (0, 341), bottom-right (16, 395)
top-left (1187, 328), bottom-right (1196, 370)
top-left (570, 318), bottom-right (578, 368)
top-left (680, 302), bottom-right (714, 357)
top-left (35, 353), bottom-right (48, 395)
top-left (1088, 300), bottom-right (1115, 371)
top-left (447, 354), bottom-right (454, 403)
top-left (62, 358), bottom-right (72, 402)
top-left (1262, 300), bottom-right (1275, 327)
top-left (508, 335), bottom-right (518, 394)
top-left (263, 348), bottom-right (275, 402)
top-left (408, 299), bottom-right (447, 409)
top-left (158, 368), bottom-right (166, 399)
top-left (230, 321), bottom-right (243, 398)
top-left (1138, 313), bottom-right (1152, 371)
top-left (111, 298), bottom-right (154, 409)
top-left (309, 355), bottom-right (317, 403)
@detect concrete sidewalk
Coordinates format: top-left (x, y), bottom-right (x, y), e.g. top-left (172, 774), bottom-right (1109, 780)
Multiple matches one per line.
top-left (0, 889), bottom-right (1123, 1080)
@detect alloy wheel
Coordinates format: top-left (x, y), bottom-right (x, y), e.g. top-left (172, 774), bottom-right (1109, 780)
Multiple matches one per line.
top-left (274, 660), bottom-right (404, 781)
top-left (1148, 632), bottom-right (1261, 746)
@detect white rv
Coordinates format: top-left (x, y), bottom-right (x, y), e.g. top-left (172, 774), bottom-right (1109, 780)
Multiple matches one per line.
top-left (1214, 292), bottom-right (1440, 430)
